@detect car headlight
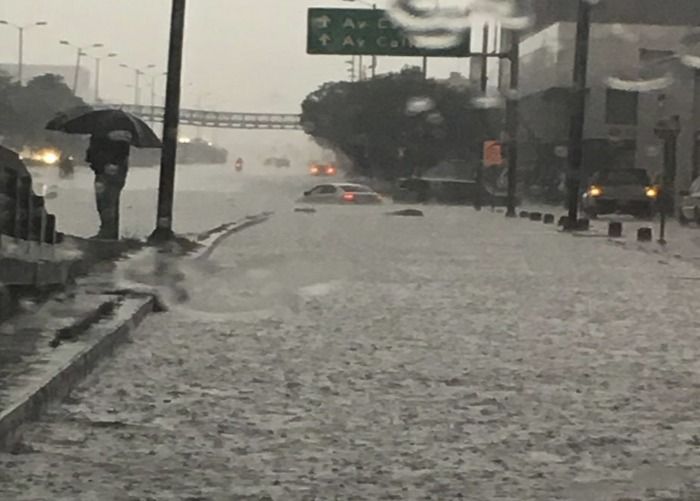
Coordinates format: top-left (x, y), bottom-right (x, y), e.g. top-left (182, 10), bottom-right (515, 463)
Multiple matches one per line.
top-left (588, 186), bottom-right (603, 197)
top-left (645, 187), bottom-right (658, 199)
top-left (41, 151), bottom-right (60, 165)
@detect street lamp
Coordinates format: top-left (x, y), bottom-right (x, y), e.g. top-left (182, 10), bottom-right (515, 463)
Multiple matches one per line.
top-left (89, 51), bottom-right (118, 103)
top-left (120, 63), bottom-right (156, 106)
top-left (60, 40), bottom-right (104, 95)
top-left (342, 0), bottom-right (377, 79)
top-left (0, 20), bottom-right (48, 85)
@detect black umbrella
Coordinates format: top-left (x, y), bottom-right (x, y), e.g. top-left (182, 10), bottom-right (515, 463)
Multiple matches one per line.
top-left (46, 108), bottom-right (161, 148)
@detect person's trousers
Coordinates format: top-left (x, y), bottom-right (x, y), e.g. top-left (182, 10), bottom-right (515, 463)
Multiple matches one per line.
top-left (94, 174), bottom-right (124, 240)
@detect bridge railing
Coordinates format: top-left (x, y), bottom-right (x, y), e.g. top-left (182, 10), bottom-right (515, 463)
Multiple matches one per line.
top-left (98, 103), bottom-right (302, 130)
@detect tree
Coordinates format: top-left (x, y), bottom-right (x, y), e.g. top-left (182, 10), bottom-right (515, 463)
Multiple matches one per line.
top-left (0, 73), bottom-right (88, 153)
top-left (301, 68), bottom-right (501, 180)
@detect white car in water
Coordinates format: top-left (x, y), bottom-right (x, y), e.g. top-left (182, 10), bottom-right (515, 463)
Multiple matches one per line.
top-left (298, 183), bottom-right (383, 205)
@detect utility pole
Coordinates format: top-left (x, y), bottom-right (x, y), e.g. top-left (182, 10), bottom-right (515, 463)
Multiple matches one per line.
top-left (150, 0), bottom-right (187, 243)
top-left (18, 27), bottom-right (24, 85)
top-left (655, 115), bottom-right (680, 245)
top-left (505, 30), bottom-right (520, 217)
top-left (565, 0), bottom-right (593, 229)
top-left (422, 56), bottom-right (428, 78)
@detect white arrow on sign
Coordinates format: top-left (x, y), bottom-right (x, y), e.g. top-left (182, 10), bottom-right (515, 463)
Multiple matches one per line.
top-left (314, 15), bottom-right (332, 29)
top-left (319, 34), bottom-right (332, 46)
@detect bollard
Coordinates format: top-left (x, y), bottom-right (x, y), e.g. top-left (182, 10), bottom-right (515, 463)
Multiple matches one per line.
top-left (558, 215), bottom-right (570, 227)
top-left (529, 212), bottom-right (543, 221)
top-left (45, 214), bottom-right (56, 244)
top-left (608, 221), bottom-right (623, 238)
top-left (28, 195), bottom-right (45, 242)
top-left (637, 227), bottom-right (653, 242)
top-left (543, 214), bottom-right (555, 224)
top-left (519, 211), bottom-right (529, 218)
top-left (15, 177), bottom-right (32, 240)
top-left (577, 218), bottom-right (590, 231)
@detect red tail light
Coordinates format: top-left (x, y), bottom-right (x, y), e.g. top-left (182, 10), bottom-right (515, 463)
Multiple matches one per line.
top-left (342, 192), bottom-right (355, 202)
top-left (310, 165), bottom-right (319, 174)
top-left (326, 166), bottom-right (336, 175)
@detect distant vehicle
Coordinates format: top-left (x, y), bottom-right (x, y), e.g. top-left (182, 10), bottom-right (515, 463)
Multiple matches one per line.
top-left (298, 183), bottom-right (382, 204)
top-left (20, 147), bottom-right (62, 167)
top-left (581, 168), bottom-right (657, 219)
top-left (679, 176), bottom-right (700, 225)
top-left (263, 157), bottom-right (290, 168)
top-left (309, 163), bottom-right (336, 176)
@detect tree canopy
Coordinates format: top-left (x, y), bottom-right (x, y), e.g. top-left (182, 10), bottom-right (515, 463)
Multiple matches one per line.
top-left (301, 68), bottom-right (502, 180)
top-left (0, 72), bottom-right (88, 153)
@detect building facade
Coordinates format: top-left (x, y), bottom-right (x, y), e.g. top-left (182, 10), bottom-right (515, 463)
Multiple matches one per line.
top-left (516, 0), bottom-right (700, 196)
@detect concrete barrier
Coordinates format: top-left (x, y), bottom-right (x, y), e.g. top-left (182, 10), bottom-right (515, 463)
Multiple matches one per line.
top-left (608, 222), bottom-right (623, 238)
top-left (637, 227), bottom-right (653, 242)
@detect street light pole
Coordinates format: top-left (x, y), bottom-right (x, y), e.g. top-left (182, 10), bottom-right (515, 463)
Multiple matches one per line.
top-left (565, 0), bottom-right (593, 229)
top-left (94, 52), bottom-right (117, 103)
top-left (60, 41), bottom-right (103, 95)
top-left (0, 20), bottom-right (48, 85)
top-left (120, 63), bottom-right (156, 106)
top-left (505, 31), bottom-right (520, 218)
top-left (150, 0), bottom-right (187, 243)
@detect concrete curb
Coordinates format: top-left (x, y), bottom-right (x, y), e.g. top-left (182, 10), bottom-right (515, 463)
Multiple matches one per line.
top-left (0, 295), bottom-right (155, 451)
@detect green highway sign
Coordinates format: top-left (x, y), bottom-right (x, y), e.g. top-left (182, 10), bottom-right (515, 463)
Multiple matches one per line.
top-left (307, 8), bottom-right (471, 57)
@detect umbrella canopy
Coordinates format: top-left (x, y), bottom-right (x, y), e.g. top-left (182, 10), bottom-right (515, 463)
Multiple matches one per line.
top-left (46, 108), bottom-right (161, 148)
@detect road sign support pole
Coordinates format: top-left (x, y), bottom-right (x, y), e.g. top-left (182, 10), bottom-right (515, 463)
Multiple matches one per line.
top-left (475, 25), bottom-right (490, 212)
top-left (565, 0), bottom-right (593, 230)
top-left (505, 31), bottom-right (520, 218)
top-left (150, 0), bottom-right (186, 243)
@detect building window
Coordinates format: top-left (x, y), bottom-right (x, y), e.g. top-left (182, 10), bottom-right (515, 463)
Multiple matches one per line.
top-left (606, 89), bottom-right (638, 125)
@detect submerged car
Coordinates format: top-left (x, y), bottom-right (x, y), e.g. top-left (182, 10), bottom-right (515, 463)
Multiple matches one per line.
top-left (581, 168), bottom-right (657, 218)
top-left (298, 183), bottom-right (382, 204)
top-left (679, 176), bottom-right (700, 225)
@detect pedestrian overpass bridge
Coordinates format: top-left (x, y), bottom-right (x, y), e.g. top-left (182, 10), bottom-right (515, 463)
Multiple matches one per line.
top-left (103, 104), bottom-right (303, 131)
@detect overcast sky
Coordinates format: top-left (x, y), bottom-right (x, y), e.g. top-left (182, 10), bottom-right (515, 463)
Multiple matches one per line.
top-left (1, 0), bottom-right (470, 112)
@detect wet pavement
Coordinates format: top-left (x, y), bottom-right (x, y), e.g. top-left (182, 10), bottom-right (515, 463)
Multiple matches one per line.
top-left (2, 173), bottom-right (700, 500)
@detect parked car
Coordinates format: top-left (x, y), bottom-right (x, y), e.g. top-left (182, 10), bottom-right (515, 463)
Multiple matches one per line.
top-left (298, 183), bottom-right (382, 204)
top-left (581, 168), bottom-right (657, 219)
top-left (309, 163), bottom-right (336, 176)
top-left (679, 176), bottom-right (700, 225)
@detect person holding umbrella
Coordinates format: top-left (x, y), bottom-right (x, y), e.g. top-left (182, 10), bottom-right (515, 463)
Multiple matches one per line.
top-left (86, 130), bottom-right (132, 239)
top-left (46, 108), bottom-right (161, 240)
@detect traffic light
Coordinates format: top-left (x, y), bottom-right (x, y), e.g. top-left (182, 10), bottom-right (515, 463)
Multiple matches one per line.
top-left (345, 57), bottom-right (355, 82)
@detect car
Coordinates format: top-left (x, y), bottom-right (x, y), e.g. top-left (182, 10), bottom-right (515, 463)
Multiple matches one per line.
top-left (263, 157), bottom-right (290, 168)
top-left (581, 168), bottom-right (658, 219)
top-left (309, 163), bottom-right (337, 176)
top-left (679, 176), bottom-right (700, 225)
top-left (298, 183), bottom-right (383, 204)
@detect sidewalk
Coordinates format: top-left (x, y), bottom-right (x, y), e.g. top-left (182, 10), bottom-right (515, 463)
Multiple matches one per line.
top-left (2, 204), bottom-right (700, 500)
top-left (0, 213), bottom-right (271, 451)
